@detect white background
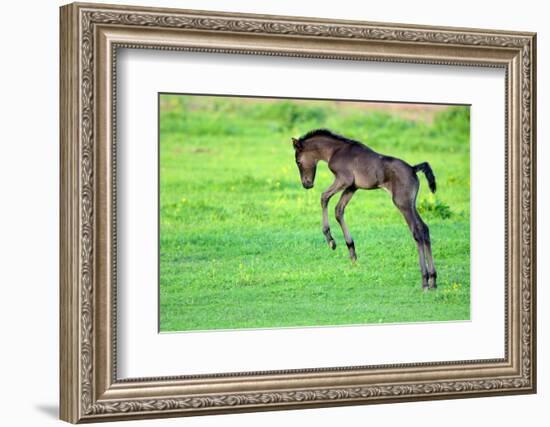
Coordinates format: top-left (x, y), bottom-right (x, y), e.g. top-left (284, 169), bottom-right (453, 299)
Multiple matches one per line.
top-left (0, 0), bottom-right (546, 426)
top-left (118, 50), bottom-right (504, 377)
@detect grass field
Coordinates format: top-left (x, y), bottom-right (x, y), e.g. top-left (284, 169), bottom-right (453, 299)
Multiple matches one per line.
top-left (159, 95), bottom-right (470, 332)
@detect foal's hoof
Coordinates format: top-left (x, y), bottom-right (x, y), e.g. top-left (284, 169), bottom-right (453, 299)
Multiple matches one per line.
top-left (328, 240), bottom-right (337, 250)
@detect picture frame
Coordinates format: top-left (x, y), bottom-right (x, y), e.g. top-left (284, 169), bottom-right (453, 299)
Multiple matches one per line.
top-left (59, 2), bottom-right (536, 423)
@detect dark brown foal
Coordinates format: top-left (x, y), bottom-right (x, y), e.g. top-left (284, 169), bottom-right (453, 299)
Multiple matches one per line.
top-left (292, 129), bottom-right (437, 290)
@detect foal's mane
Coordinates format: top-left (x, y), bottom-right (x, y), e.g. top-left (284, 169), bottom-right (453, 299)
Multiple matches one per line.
top-left (297, 128), bottom-right (360, 146)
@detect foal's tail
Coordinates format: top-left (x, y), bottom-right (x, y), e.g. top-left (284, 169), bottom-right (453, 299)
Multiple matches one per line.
top-left (413, 162), bottom-right (436, 193)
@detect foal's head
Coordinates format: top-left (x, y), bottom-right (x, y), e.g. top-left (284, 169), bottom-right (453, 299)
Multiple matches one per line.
top-left (292, 137), bottom-right (317, 189)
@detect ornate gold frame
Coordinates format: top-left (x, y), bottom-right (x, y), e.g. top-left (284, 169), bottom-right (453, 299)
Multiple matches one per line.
top-left (60, 2), bottom-right (536, 423)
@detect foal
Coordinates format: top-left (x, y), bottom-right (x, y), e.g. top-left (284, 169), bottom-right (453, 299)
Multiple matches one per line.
top-left (292, 129), bottom-right (437, 290)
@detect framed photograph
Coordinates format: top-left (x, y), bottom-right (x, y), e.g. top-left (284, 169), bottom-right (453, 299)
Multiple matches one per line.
top-left (60, 2), bottom-right (536, 423)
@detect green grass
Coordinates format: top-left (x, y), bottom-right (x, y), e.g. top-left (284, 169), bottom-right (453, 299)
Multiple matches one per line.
top-left (159, 95), bottom-right (470, 332)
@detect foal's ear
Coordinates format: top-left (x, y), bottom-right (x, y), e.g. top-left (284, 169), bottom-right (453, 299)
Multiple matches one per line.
top-left (292, 137), bottom-right (302, 150)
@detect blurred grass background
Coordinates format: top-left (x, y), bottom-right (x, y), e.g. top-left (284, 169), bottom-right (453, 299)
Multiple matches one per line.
top-left (159, 95), bottom-right (470, 332)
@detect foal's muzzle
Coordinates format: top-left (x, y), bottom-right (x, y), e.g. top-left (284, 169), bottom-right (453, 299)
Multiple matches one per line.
top-left (302, 181), bottom-right (314, 189)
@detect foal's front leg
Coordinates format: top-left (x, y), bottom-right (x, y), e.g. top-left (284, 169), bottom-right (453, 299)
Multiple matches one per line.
top-left (335, 187), bottom-right (357, 261)
top-left (321, 180), bottom-right (346, 250)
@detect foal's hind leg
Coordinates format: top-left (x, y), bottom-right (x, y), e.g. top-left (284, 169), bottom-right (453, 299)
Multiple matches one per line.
top-left (393, 190), bottom-right (430, 289)
top-left (424, 241), bottom-right (437, 289)
top-left (415, 213), bottom-right (437, 289)
top-left (400, 207), bottom-right (430, 289)
top-left (335, 187), bottom-right (357, 261)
